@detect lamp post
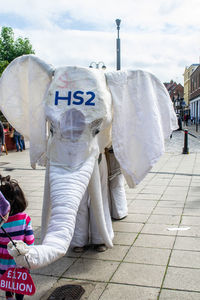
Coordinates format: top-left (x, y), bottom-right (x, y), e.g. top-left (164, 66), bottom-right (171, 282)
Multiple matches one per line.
top-left (89, 62), bottom-right (106, 70)
top-left (115, 19), bottom-right (121, 70)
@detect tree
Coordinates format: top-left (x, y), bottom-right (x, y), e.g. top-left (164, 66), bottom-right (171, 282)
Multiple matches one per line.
top-left (0, 27), bottom-right (35, 121)
top-left (0, 60), bottom-right (9, 75)
top-left (0, 27), bottom-right (35, 75)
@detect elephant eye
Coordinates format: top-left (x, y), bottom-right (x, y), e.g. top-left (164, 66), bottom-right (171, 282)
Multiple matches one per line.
top-left (94, 129), bottom-right (100, 135)
top-left (90, 118), bottom-right (103, 136)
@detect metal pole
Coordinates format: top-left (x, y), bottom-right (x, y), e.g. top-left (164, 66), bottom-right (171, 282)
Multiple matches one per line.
top-left (182, 129), bottom-right (189, 154)
top-left (115, 19), bottom-right (121, 70)
top-left (196, 101), bottom-right (198, 132)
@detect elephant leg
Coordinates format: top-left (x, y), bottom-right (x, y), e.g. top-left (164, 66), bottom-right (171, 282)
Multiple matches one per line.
top-left (109, 174), bottom-right (128, 219)
top-left (106, 149), bottom-right (128, 220)
top-left (90, 153), bottom-right (114, 245)
top-left (88, 158), bottom-right (113, 249)
top-left (71, 190), bottom-right (90, 248)
top-left (41, 162), bottom-right (51, 241)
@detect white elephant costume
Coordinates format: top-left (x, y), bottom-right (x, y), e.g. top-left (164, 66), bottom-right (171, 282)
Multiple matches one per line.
top-left (0, 55), bottom-right (177, 269)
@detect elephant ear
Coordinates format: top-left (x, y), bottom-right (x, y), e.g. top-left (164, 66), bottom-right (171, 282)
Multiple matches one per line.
top-left (0, 55), bottom-right (54, 168)
top-left (105, 70), bottom-right (178, 188)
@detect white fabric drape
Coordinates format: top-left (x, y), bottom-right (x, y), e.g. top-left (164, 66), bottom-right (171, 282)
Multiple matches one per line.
top-left (106, 70), bottom-right (178, 187)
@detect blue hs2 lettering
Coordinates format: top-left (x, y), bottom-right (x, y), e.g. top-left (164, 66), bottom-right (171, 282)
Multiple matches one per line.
top-left (55, 90), bottom-right (95, 106)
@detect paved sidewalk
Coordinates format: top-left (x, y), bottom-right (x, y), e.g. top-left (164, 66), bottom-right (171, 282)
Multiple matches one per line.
top-left (183, 123), bottom-right (200, 140)
top-left (1, 138), bottom-right (200, 299)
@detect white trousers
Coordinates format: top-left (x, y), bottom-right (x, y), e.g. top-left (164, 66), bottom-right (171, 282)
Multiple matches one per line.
top-left (106, 150), bottom-right (128, 219)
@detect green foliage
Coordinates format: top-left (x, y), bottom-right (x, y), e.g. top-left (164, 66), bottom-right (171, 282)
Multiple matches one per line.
top-left (0, 60), bottom-right (9, 76)
top-left (0, 27), bottom-right (35, 122)
top-left (0, 26), bottom-right (35, 65)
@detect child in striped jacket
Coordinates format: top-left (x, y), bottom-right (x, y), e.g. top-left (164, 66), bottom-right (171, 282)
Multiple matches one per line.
top-left (0, 175), bottom-right (34, 300)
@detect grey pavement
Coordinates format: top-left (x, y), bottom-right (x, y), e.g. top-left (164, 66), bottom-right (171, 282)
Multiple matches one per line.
top-left (0, 130), bottom-right (200, 299)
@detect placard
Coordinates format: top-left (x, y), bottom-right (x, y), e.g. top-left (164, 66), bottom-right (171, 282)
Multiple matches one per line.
top-left (0, 267), bottom-right (35, 295)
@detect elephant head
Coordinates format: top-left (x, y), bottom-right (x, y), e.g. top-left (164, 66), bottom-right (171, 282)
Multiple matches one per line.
top-left (0, 55), bottom-right (177, 269)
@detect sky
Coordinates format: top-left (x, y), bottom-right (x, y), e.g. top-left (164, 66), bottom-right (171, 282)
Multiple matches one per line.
top-left (0, 0), bottom-right (200, 84)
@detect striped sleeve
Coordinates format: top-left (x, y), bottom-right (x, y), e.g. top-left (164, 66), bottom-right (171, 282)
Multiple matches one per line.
top-left (25, 215), bottom-right (34, 246)
top-left (0, 212), bottom-right (35, 276)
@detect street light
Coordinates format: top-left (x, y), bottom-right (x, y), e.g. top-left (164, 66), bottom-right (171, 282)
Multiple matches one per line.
top-left (89, 62), bottom-right (106, 70)
top-left (115, 19), bottom-right (121, 70)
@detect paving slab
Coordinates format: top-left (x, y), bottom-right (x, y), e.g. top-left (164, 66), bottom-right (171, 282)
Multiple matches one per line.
top-left (141, 223), bottom-right (180, 236)
top-left (163, 266), bottom-right (200, 292)
top-left (82, 244), bottom-right (129, 261)
top-left (124, 246), bottom-right (171, 266)
top-left (177, 225), bottom-right (200, 237)
top-left (134, 234), bottom-right (176, 249)
top-left (62, 258), bottom-right (120, 281)
top-left (147, 214), bottom-right (181, 224)
top-left (174, 236), bottom-right (200, 251)
top-left (112, 221), bottom-right (143, 233)
top-left (99, 284), bottom-right (159, 300)
top-left (152, 207), bottom-right (183, 215)
top-left (113, 231), bottom-right (138, 245)
top-left (160, 194), bottom-right (187, 201)
top-left (159, 289), bottom-right (200, 299)
top-left (169, 249), bottom-right (200, 268)
top-left (135, 193), bottom-right (161, 200)
top-left (156, 200), bottom-right (184, 208)
top-left (183, 208), bottom-right (200, 215)
top-left (139, 186), bottom-right (166, 194)
top-left (32, 256), bottom-right (77, 276)
top-left (129, 199), bottom-right (158, 206)
top-left (181, 215), bottom-right (200, 225)
top-left (128, 205), bottom-right (155, 214)
top-left (120, 213), bottom-right (149, 223)
top-left (111, 262), bottom-right (166, 287)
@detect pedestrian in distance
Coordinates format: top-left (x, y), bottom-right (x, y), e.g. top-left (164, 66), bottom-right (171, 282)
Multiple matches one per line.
top-left (13, 129), bottom-right (23, 152)
top-left (0, 175), bottom-right (34, 300)
top-left (20, 136), bottom-right (25, 150)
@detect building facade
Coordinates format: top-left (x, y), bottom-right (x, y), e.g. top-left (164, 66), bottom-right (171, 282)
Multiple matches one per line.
top-left (190, 64), bottom-right (200, 122)
top-left (183, 64), bottom-right (199, 108)
top-left (164, 80), bottom-right (184, 117)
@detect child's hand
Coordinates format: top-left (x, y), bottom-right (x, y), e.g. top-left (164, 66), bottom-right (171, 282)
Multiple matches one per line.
top-left (7, 240), bottom-right (29, 256)
top-left (3, 212), bottom-right (9, 223)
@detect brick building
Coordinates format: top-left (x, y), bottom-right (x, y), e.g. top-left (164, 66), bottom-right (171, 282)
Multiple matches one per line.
top-left (190, 64), bottom-right (200, 122)
top-left (164, 80), bottom-right (184, 117)
top-left (183, 64), bottom-right (199, 107)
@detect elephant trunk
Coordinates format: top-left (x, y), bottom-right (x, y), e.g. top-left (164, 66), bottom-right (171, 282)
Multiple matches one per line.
top-left (22, 153), bottom-right (97, 269)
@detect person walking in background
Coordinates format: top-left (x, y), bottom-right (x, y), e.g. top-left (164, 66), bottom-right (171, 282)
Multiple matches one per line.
top-left (20, 135), bottom-right (26, 150)
top-left (13, 129), bottom-right (23, 152)
top-left (0, 175), bottom-right (34, 300)
top-left (0, 120), bottom-right (5, 155)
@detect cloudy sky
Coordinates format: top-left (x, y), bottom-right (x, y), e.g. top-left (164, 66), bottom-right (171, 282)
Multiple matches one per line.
top-left (0, 0), bottom-right (200, 84)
